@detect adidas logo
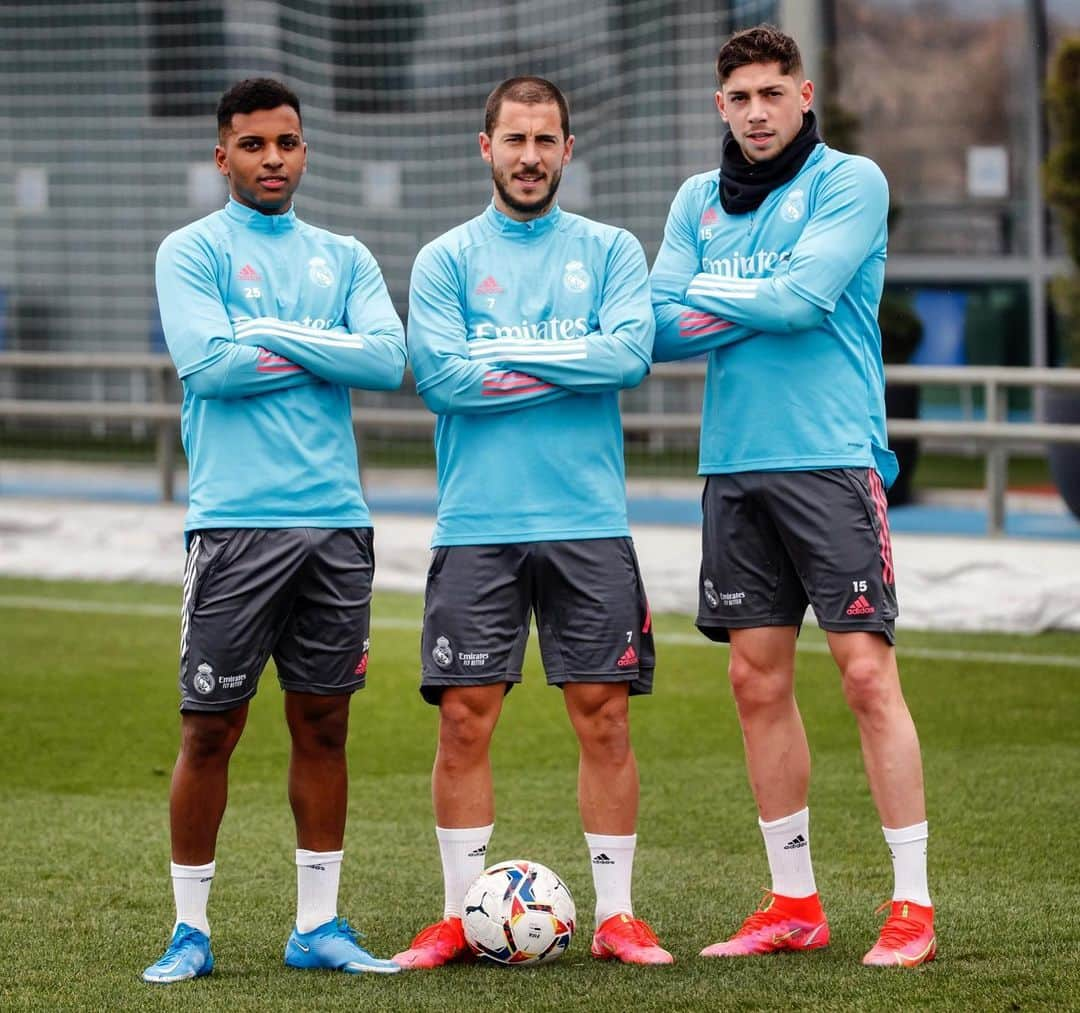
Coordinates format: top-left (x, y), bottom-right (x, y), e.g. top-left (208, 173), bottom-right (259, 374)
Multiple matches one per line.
top-left (237, 264), bottom-right (260, 281)
top-left (475, 275), bottom-right (504, 295)
top-left (592, 853), bottom-right (615, 865)
top-left (616, 645), bottom-right (637, 668)
top-left (846, 594), bottom-right (876, 616)
top-left (783, 834), bottom-right (807, 850)
top-left (701, 208), bottom-right (719, 226)
top-left (467, 845), bottom-right (487, 857)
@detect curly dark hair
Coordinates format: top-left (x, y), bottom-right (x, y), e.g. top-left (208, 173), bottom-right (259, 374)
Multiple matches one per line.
top-left (217, 78), bottom-right (302, 136)
top-left (716, 24), bottom-right (803, 84)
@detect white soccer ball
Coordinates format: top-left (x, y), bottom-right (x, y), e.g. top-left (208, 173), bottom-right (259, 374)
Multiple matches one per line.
top-left (462, 859), bottom-right (576, 965)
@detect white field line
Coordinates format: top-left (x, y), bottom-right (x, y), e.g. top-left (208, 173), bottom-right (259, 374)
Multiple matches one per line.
top-left (2, 594), bottom-right (1078, 670)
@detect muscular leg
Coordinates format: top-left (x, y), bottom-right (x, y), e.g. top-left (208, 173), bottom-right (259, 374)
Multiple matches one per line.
top-left (432, 685), bottom-right (504, 924)
top-left (170, 704), bottom-right (249, 863)
top-left (827, 631), bottom-right (925, 828)
top-left (283, 691), bottom-right (356, 936)
top-left (144, 707), bottom-right (247, 970)
top-left (432, 684), bottom-right (505, 827)
top-left (698, 626), bottom-right (825, 959)
top-left (390, 685), bottom-right (506, 966)
top-left (285, 691), bottom-right (352, 850)
top-left (727, 626), bottom-right (808, 820)
top-left (565, 681), bottom-right (638, 929)
top-left (563, 681), bottom-right (673, 963)
top-left (563, 682), bottom-right (637, 834)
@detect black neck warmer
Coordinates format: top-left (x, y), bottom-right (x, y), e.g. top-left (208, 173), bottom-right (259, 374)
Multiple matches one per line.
top-left (719, 111), bottom-right (822, 215)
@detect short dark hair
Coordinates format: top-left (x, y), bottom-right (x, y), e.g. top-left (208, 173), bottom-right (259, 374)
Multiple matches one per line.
top-left (484, 76), bottom-right (570, 139)
top-left (216, 78), bottom-right (302, 136)
top-left (716, 24), bottom-right (804, 84)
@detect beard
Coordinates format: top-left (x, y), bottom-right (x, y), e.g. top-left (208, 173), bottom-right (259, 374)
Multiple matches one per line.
top-left (492, 166), bottom-right (562, 217)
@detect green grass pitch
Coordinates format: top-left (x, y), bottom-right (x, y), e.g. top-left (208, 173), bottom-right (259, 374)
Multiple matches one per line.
top-left (1, 575), bottom-right (1078, 1011)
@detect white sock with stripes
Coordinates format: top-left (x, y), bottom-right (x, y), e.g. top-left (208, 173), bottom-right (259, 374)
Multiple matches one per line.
top-left (171, 860), bottom-right (214, 936)
top-left (884, 822), bottom-right (931, 906)
top-left (437, 824), bottom-right (494, 920)
top-left (585, 832), bottom-right (636, 927)
top-left (295, 849), bottom-right (344, 933)
top-left (759, 808), bottom-right (817, 898)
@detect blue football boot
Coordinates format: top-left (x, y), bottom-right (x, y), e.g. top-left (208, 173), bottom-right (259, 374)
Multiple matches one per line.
top-left (285, 916), bottom-right (401, 975)
top-left (142, 923), bottom-right (214, 983)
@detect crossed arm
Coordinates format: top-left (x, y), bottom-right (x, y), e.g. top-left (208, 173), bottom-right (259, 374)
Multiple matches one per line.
top-left (156, 234), bottom-right (405, 399)
top-left (407, 234), bottom-right (654, 416)
top-left (650, 159), bottom-right (888, 360)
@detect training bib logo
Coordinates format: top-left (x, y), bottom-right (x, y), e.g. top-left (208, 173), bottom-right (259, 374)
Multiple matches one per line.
top-left (563, 260), bottom-right (589, 293)
top-left (781, 188), bottom-right (805, 222)
top-left (308, 256), bottom-right (334, 287)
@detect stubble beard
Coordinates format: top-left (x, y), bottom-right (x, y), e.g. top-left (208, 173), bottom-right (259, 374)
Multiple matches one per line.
top-left (492, 167), bottom-right (562, 217)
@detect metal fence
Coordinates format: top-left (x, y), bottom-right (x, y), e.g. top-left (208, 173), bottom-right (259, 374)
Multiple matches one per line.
top-left (2, 352), bottom-right (1079, 534)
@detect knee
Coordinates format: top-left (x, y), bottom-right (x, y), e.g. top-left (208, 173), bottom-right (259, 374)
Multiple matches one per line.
top-left (180, 711), bottom-right (245, 765)
top-left (288, 697), bottom-right (350, 754)
top-left (438, 697), bottom-right (497, 760)
top-left (841, 658), bottom-right (896, 718)
top-left (308, 712), bottom-right (350, 754)
top-left (570, 693), bottom-right (631, 760)
top-left (727, 653), bottom-right (792, 714)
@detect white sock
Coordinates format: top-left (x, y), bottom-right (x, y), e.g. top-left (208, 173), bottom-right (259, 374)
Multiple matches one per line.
top-left (884, 821), bottom-right (931, 906)
top-left (171, 860), bottom-right (214, 936)
top-left (759, 807), bottom-right (817, 898)
top-left (295, 849), bottom-right (343, 933)
top-left (585, 832), bottom-right (636, 927)
top-left (437, 824), bottom-right (494, 919)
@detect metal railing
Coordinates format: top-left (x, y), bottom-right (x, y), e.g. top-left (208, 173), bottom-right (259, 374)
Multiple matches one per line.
top-left (2, 353), bottom-right (1079, 534)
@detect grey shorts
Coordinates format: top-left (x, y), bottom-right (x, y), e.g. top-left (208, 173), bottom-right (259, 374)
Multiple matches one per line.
top-left (696, 469), bottom-right (897, 643)
top-left (420, 538), bottom-right (655, 705)
top-left (179, 527), bottom-right (374, 712)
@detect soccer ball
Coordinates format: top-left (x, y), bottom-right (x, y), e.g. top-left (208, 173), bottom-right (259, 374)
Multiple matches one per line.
top-left (462, 859), bottom-right (576, 965)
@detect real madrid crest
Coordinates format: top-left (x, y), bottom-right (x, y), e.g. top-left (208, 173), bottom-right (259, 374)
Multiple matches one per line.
top-left (308, 256), bottom-right (334, 287)
top-left (781, 188), bottom-right (805, 223)
top-left (563, 260), bottom-right (589, 292)
top-left (432, 635), bottom-right (453, 668)
top-left (193, 662), bottom-right (216, 694)
top-left (702, 579), bottom-right (720, 610)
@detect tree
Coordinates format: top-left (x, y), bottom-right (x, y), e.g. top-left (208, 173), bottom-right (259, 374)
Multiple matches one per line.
top-left (1045, 36), bottom-right (1080, 365)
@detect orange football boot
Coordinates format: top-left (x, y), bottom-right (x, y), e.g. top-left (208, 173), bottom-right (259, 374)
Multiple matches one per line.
top-left (700, 890), bottom-right (829, 957)
top-left (590, 913), bottom-right (674, 965)
top-left (392, 916), bottom-right (470, 969)
top-left (862, 900), bottom-right (936, 968)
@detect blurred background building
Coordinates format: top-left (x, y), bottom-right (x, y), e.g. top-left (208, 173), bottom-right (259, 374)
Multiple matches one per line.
top-left (0, 0), bottom-right (1078, 442)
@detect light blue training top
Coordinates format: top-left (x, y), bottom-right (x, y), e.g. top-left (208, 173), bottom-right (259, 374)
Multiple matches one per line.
top-left (156, 199), bottom-right (406, 533)
top-left (650, 144), bottom-right (898, 488)
top-left (407, 203), bottom-right (654, 546)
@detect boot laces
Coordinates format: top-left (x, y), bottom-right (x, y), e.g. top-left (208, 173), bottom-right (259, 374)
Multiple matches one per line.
top-left (874, 902), bottom-right (927, 948)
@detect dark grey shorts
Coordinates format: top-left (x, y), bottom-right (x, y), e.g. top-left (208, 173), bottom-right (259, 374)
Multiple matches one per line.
top-left (420, 538), bottom-right (655, 705)
top-left (696, 469), bottom-right (897, 643)
top-left (178, 527), bottom-right (374, 712)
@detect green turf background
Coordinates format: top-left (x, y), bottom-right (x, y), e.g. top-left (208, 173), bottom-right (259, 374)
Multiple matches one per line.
top-left (1, 577), bottom-right (1077, 1011)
